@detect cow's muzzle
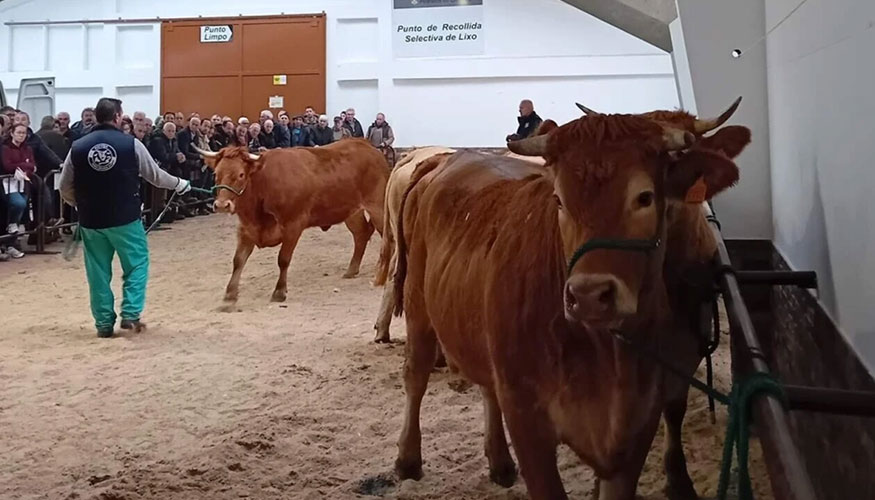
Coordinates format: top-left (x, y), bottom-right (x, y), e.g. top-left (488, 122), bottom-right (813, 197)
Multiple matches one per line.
top-left (564, 273), bottom-right (636, 328)
top-left (213, 199), bottom-right (236, 214)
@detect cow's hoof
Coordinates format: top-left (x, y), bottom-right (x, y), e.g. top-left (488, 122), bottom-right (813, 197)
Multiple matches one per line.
top-left (342, 271), bottom-right (359, 279)
top-left (394, 458), bottom-right (423, 481)
top-left (489, 463), bottom-right (518, 488)
top-left (664, 481), bottom-right (700, 500)
top-left (374, 332), bottom-right (391, 344)
top-left (270, 290), bottom-right (287, 303)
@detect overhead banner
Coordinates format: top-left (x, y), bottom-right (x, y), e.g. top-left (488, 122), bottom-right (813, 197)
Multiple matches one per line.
top-left (392, 0), bottom-right (484, 58)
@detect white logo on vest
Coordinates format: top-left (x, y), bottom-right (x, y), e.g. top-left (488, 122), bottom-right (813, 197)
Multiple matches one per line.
top-left (87, 143), bottom-right (118, 172)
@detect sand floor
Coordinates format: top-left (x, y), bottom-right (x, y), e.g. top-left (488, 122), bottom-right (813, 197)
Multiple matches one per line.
top-left (0, 213), bottom-right (773, 500)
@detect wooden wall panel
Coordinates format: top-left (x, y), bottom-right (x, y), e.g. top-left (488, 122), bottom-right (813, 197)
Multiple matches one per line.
top-left (160, 14), bottom-right (325, 121)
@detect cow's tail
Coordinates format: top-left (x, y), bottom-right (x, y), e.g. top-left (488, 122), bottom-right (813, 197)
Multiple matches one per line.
top-left (393, 154), bottom-right (449, 317)
top-left (373, 183), bottom-right (395, 287)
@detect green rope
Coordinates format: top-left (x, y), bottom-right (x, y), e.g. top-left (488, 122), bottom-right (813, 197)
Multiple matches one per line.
top-left (717, 372), bottom-right (789, 500)
top-left (567, 237), bottom-right (659, 273)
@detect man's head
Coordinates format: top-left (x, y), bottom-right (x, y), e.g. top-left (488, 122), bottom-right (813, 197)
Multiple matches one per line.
top-left (211, 114), bottom-right (222, 126)
top-left (318, 115), bottom-right (329, 129)
top-left (163, 111), bottom-right (175, 123)
top-left (519, 99), bottom-right (534, 118)
top-left (260, 110), bottom-right (273, 124)
top-left (0, 105), bottom-right (16, 122)
top-left (40, 115), bottom-right (55, 131)
top-left (508, 105), bottom-right (745, 328)
top-left (57, 112), bottom-right (71, 132)
top-left (223, 118), bottom-right (235, 134)
top-left (189, 116), bottom-right (201, 133)
top-left (293, 116), bottom-right (304, 128)
top-left (134, 123), bottom-right (147, 140)
top-left (238, 116), bottom-right (250, 126)
top-left (144, 117), bottom-right (153, 129)
top-left (278, 112), bottom-right (289, 126)
top-left (333, 116), bottom-right (343, 129)
top-left (263, 119), bottom-right (274, 133)
top-left (304, 106), bottom-right (315, 118)
top-left (0, 115), bottom-right (9, 136)
top-left (163, 121), bottom-right (176, 139)
top-left (174, 112), bottom-right (185, 128)
top-left (345, 108), bottom-right (355, 122)
top-left (95, 98), bottom-right (124, 127)
top-left (81, 107), bottom-right (96, 125)
top-left (14, 111), bottom-right (30, 128)
top-left (375, 113), bottom-right (385, 126)
top-left (248, 122), bottom-right (261, 137)
top-left (133, 111), bottom-right (146, 125)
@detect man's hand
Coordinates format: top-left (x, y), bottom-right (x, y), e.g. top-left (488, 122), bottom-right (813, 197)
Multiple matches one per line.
top-left (175, 179), bottom-right (191, 195)
top-left (14, 168), bottom-right (30, 183)
top-left (176, 152), bottom-right (186, 163)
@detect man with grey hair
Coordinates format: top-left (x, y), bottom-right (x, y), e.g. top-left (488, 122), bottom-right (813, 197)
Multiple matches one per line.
top-left (343, 107), bottom-right (364, 138)
top-left (505, 99), bottom-right (542, 142)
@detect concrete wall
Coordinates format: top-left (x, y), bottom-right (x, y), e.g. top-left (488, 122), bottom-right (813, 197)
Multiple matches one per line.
top-left (671, 0), bottom-right (772, 240)
top-left (0, 0), bottom-right (679, 147)
top-left (766, 0), bottom-right (875, 374)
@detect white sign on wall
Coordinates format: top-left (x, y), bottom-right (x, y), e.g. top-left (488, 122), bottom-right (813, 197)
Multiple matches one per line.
top-left (200, 25), bottom-right (233, 43)
top-left (392, 0), bottom-right (484, 58)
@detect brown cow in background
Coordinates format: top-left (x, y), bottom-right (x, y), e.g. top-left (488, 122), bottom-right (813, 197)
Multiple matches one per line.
top-left (197, 140), bottom-right (387, 306)
top-left (392, 112), bottom-right (747, 499)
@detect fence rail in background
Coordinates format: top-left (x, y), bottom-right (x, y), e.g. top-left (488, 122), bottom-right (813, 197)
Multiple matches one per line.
top-left (1, 171), bottom-right (214, 254)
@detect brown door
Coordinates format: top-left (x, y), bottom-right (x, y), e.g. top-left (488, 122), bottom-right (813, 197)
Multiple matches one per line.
top-left (161, 14), bottom-right (325, 120)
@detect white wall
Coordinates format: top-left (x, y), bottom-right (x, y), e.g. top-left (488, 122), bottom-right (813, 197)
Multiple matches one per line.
top-left (766, 0), bottom-right (875, 374)
top-left (671, 0), bottom-right (772, 240)
top-left (0, 0), bottom-right (679, 147)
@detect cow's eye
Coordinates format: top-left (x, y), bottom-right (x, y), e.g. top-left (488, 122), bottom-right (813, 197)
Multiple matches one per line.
top-left (637, 191), bottom-right (654, 208)
top-left (238, 172), bottom-right (245, 179)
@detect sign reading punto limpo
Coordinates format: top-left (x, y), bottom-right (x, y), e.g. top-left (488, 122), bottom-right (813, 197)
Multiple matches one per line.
top-left (393, 0), bottom-right (484, 58)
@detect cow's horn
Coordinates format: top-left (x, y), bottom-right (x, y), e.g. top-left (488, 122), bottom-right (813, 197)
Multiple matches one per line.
top-left (507, 134), bottom-right (549, 157)
top-left (694, 96), bottom-right (742, 134)
top-left (663, 127), bottom-right (696, 151)
top-left (192, 146), bottom-right (219, 158)
top-left (575, 102), bottom-right (601, 115)
top-left (247, 153), bottom-right (260, 161)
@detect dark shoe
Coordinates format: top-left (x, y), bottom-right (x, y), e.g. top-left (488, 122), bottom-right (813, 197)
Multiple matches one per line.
top-left (97, 328), bottom-right (114, 338)
top-left (121, 319), bottom-right (147, 333)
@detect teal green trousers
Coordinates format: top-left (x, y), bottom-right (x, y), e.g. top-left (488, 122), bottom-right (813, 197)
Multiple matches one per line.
top-left (79, 220), bottom-right (149, 332)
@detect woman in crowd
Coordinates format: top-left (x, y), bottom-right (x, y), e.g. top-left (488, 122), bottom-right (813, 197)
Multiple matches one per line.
top-left (121, 117), bottom-right (134, 135)
top-left (1, 123), bottom-right (36, 258)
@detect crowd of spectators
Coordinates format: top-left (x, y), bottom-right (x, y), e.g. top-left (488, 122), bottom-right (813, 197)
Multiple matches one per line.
top-left (0, 103), bottom-right (396, 261)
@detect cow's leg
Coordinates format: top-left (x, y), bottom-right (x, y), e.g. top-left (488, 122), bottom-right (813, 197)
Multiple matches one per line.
top-left (481, 386), bottom-right (517, 487)
top-left (374, 281), bottom-right (394, 343)
top-left (501, 407), bottom-right (566, 500)
top-left (395, 314), bottom-right (438, 481)
top-left (663, 387), bottom-right (699, 500)
top-left (596, 412), bottom-right (663, 500)
top-left (223, 234), bottom-right (255, 304)
top-left (343, 210), bottom-right (374, 279)
top-left (271, 225), bottom-right (304, 302)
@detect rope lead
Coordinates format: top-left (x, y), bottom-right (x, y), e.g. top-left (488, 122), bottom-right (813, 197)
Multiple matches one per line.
top-left (717, 372), bottom-right (789, 500)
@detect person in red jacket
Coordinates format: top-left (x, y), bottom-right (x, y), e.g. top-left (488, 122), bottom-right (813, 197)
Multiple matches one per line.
top-left (1, 123), bottom-right (35, 257)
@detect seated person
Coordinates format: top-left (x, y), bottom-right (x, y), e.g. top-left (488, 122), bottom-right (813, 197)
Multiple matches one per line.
top-left (505, 99), bottom-right (542, 142)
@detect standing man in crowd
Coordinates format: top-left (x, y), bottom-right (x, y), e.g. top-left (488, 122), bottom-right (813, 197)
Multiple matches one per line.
top-left (274, 111), bottom-right (291, 148)
top-left (311, 115), bottom-right (333, 146)
top-left (505, 99), bottom-right (543, 142)
top-left (343, 107), bottom-right (364, 138)
top-left (70, 107), bottom-right (96, 140)
top-left (303, 106), bottom-right (318, 128)
top-left (366, 113), bottom-right (395, 149)
top-left (56, 111), bottom-right (73, 143)
top-left (290, 115), bottom-right (314, 147)
top-left (59, 97), bottom-right (192, 338)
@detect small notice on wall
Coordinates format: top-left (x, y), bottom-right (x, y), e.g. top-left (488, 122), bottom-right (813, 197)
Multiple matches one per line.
top-left (273, 75), bottom-right (288, 85)
top-left (200, 25), bottom-right (233, 43)
top-left (269, 96), bottom-right (284, 108)
top-left (392, 0), bottom-right (484, 58)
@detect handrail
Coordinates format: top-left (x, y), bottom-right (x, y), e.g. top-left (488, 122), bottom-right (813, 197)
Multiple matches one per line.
top-left (702, 202), bottom-right (817, 500)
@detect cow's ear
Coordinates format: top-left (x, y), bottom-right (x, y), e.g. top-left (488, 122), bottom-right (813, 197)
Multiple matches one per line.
top-left (665, 149), bottom-right (739, 203)
top-left (697, 125), bottom-right (751, 159)
top-left (535, 119), bottom-right (559, 136)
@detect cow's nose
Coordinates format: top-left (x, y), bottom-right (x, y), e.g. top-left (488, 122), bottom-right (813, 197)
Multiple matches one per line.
top-left (564, 274), bottom-right (626, 325)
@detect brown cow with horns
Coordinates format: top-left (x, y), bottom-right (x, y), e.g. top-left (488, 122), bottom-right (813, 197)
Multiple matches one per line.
top-left (392, 105), bottom-right (749, 499)
top-left (195, 139), bottom-right (387, 306)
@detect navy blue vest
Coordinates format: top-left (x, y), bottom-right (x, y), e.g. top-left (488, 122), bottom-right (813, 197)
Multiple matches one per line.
top-left (71, 124), bottom-right (141, 229)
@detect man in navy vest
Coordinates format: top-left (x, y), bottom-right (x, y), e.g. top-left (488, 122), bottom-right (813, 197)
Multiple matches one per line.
top-left (58, 97), bottom-right (192, 338)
